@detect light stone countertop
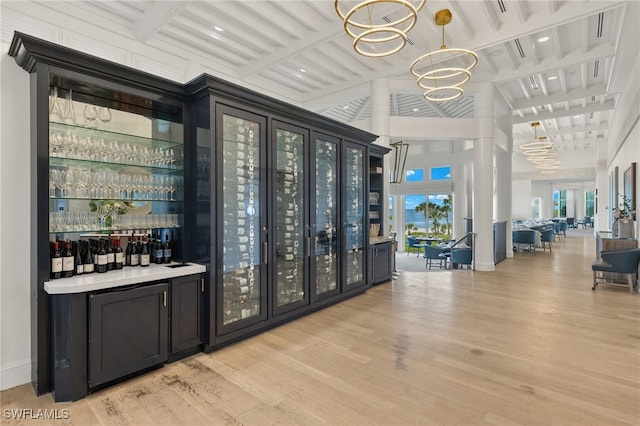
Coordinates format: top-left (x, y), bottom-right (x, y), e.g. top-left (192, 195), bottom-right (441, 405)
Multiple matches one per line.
top-left (44, 262), bottom-right (206, 294)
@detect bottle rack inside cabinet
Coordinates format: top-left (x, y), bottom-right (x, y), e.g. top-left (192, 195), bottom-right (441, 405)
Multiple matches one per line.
top-left (345, 146), bottom-right (365, 285)
top-left (221, 114), bottom-right (262, 325)
top-left (275, 128), bottom-right (305, 308)
top-left (314, 139), bottom-right (338, 296)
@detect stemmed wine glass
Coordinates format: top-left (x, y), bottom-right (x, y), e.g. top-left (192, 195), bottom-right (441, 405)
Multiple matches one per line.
top-left (83, 105), bottom-right (97, 128)
top-left (98, 107), bottom-right (112, 128)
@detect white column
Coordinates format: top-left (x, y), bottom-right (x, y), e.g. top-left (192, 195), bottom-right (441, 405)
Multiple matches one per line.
top-left (473, 82), bottom-right (496, 271)
top-left (452, 155), bottom-right (466, 240)
top-left (370, 78), bottom-right (391, 237)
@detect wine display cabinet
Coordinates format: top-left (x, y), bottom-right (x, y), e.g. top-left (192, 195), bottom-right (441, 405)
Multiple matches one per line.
top-left (11, 32), bottom-right (387, 397)
top-left (186, 75), bottom-right (378, 347)
top-left (10, 32), bottom-right (187, 395)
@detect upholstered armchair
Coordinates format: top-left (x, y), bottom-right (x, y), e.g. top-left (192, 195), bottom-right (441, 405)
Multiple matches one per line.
top-left (424, 244), bottom-right (445, 269)
top-left (513, 229), bottom-right (537, 254)
top-left (591, 248), bottom-right (640, 294)
top-left (451, 247), bottom-right (473, 269)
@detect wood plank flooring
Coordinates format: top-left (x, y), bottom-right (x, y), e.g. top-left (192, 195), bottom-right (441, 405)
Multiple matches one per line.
top-left (2, 230), bottom-right (639, 425)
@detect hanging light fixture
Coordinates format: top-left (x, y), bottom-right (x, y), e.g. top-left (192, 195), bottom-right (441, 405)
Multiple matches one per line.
top-left (335, 0), bottom-right (426, 58)
top-left (521, 122), bottom-right (561, 173)
top-left (390, 140), bottom-right (409, 183)
top-left (409, 9), bottom-right (478, 101)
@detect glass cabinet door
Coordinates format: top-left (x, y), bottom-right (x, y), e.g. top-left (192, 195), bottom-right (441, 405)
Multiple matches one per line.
top-left (219, 108), bottom-right (266, 328)
top-left (343, 143), bottom-right (366, 289)
top-left (313, 137), bottom-right (339, 300)
top-left (274, 124), bottom-right (307, 312)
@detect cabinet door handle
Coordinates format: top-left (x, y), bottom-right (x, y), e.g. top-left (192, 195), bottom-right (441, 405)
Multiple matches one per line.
top-left (163, 291), bottom-right (167, 307)
top-left (201, 278), bottom-right (204, 292)
top-left (307, 237), bottom-right (311, 257)
top-left (263, 242), bottom-right (268, 265)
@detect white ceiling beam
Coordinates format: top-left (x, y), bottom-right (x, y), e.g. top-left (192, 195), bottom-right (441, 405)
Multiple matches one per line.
top-left (479, 1), bottom-right (501, 32)
top-left (170, 15), bottom-right (256, 60)
top-left (448, 0), bottom-right (476, 40)
top-left (558, 68), bottom-right (568, 94)
top-left (581, 16), bottom-right (589, 54)
top-left (238, 28), bottom-right (345, 79)
top-left (511, 84), bottom-right (608, 110)
top-left (465, 1), bottom-right (624, 52)
top-left (513, 100), bottom-right (615, 124)
top-left (352, 98), bottom-right (370, 122)
top-left (537, 73), bottom-right (549, 96)
top-left (504, 42), bottom-right (520, 71)
top-left (550, 27), bottom-right (563, 60)
top-left (580, 63), bottom-right (588, 90)
top-left (517, 78), bottom-right (532, 101)
top-left (513, 123), bottom-right (609, 140)
top-left (133, 1), bottom-right (183, 42)
top-left (527, 34), bottom-right (540, 66)
top-left (272, 0), bottom-right (326, 32)
top-left (247, 1), bottom-right (306, 40)
top-left (180, 6), bottom-right (275, 54)
top-left (512, 1), bottom-right (527, 24)
top-left (493, 43), bottom-right (615, 83)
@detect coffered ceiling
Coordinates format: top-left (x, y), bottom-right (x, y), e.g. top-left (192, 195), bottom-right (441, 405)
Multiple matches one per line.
top-left (2, 0), bottom-right (638, 182)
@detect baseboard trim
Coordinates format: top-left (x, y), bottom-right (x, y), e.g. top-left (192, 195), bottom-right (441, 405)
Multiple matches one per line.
top-left (1, 359), bottom-right (31, 391)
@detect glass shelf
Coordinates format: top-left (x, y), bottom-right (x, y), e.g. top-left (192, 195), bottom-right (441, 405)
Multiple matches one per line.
top-left (49, 152), bottom-right (183, 173)
top-left (50, 121), bottom-right (183, 149)
top-left (49, 196), bottom-right (181, 202)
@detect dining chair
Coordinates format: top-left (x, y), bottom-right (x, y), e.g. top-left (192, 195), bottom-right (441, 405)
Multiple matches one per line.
top-left (451, 247), bottom-right (473, 269)
top-left (407, 236), bottom-right (420, 256)
top-left (540, 228), bottom-right (554, 252)
top-left (591, 248), bottom-right (640, 294)
top-left (424, 244), bottom-right (445, 269)
top-left (512, 229), bottom-right (537, 254)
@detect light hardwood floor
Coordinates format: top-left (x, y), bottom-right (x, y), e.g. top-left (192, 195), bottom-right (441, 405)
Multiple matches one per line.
top-left (2, 230), bottom-right (639, 425)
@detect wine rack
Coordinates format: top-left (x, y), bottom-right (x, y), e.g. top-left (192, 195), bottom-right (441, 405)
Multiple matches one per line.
top-left (221, 114), bottom-right (261, 325)
top-left (344, 145), bottom-right (365, 286)
top-left (315, 138), bottom-right (338, 296)
top-left (275, 128), bottom-right (305, 307)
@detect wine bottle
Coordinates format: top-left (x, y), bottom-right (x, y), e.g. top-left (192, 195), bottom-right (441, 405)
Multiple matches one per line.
top-left (154, 233), bottom-right (163, 264)
top-left (140, 236), bottom-right (150, 267)
top-left (114, 238), bottom-right (123, 270)
top-left (50, 241), bottom-right (62, 280)
top-left (62, 239), bottom-right (74, 278)
top-left (96, 240), bottom-right (108, 273)
top-left (163, 234), bottom-right (171, 264)
top-left (106, 238), bottom-right (115, 271)
top-left (130, 237), bottom-right (140, 267)
top-left (125, 236), bottom-right (133, 266)
top-left (83, 241), bottom-right (94, 274)
top-left (74, 241), bottom-right (84, 276)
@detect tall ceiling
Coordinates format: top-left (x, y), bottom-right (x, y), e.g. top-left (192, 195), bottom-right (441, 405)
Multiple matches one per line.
top-left (2, 0), bottom-right (638, 182)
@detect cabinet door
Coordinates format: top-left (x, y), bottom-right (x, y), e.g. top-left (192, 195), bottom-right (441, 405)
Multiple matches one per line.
top-left (343, 142), bottom-right (367, 290)
top-left (312, 135), bottom-right (340, 301)
top-left (371, 243), bottom-right (392, 284)
top-left (171, 274), bottom-right (203, 353)
top-left (273, 122), bottom-right (309, 315)
top-left (88, 283), bottom-right (169, 388)
top-left (217, 106), bottom-right (268, 333)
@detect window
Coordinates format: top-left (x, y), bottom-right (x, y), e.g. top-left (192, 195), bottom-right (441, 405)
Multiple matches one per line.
top-left (553, 190), bottom-right (567, 217)
top-left (430, 166), bottom-right (451, 181)
top-left (427, 193), bottom-right (452, 238)
top-left (531, 197), bottom-right (541, 220)
top-left (405, 168), bottom-right (424, 182)
top-left (404, 194), bottom-right (426, 234)
top-left (585, 191), bottom-right (595, 217)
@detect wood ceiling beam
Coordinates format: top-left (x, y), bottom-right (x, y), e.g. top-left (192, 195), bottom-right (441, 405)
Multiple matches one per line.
top-left (513, 99), bottom-right (615, 124)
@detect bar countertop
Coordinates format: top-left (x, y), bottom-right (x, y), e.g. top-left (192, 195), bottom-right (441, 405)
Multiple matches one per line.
top-left (44, 262), bottom-right (207, 294)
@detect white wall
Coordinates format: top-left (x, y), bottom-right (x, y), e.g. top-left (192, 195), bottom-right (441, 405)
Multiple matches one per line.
top-left (0, 47), bottom-right (31, 390)
top-left (531, 181), bottom-right (553, 219)
top-left (511, 180), bottom-right (532, 220)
